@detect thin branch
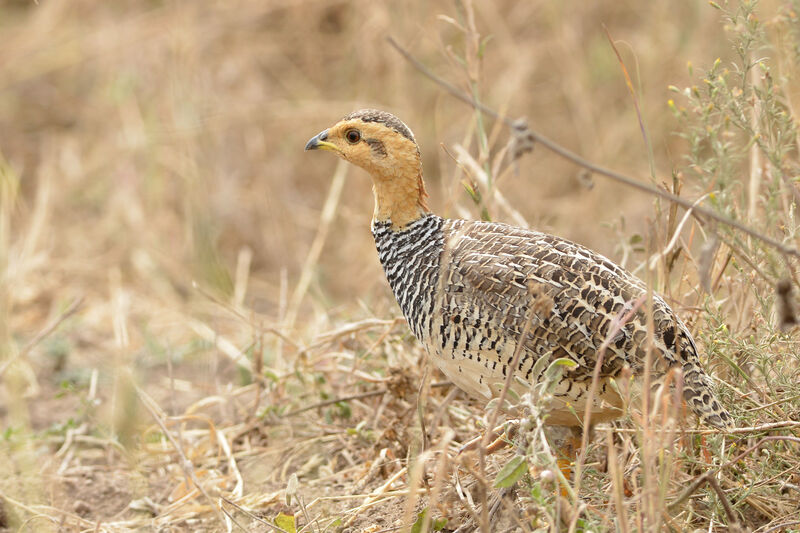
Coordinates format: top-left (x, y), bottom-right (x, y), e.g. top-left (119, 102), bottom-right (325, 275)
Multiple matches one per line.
top-left (386, 36), bottom-right (800, 260)
top-left (706, 475), bottom-right (739, 525)
top-left (282, 389), bottom-right (387, 418)
top-left (136, 385), bottom-right (228, 526)
top-left (608, 419), bottom-right (800, 435)
top-left (761, 521), bottom-right (800, 533)
top-left (0, 296), bottom-right (84, 378)
top-left (668, 436), bottom-right (800, 511)
top-left (573, 294), bottom-right (646, 498)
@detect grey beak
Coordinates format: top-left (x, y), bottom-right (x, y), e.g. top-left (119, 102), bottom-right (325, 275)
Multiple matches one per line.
top-left (304, 129), bottom-right (330, 151)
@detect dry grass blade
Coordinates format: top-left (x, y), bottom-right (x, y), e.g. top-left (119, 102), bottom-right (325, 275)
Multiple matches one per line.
top-left (219, 497), bottom-right (291, 533)
top-left (185, 316), bottom-right (254, 373)
top-left (645, 194), bottom-right (708, 271)
top-left (602, 24), bottom-right (655, 178)
top-left (706, 475), bottom-right (739, 526)
top-left (604, 427), bottom-right (630, 533)
top-left (282, 388), bottom-right (387, 418)
top-left (0, 296), bottom-right (83, 378)
top-left (669, 436), bottom-right (800, 512)
top-left (572, 294), bottom-right (646, 498)
top-left (285, 159), bottom-right (349, 332)
top-left (135, 385), bottom-right (227, 527)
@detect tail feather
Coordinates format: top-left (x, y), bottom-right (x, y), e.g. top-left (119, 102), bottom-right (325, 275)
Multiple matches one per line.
top-left (682, 364), bottom-right (734, 429)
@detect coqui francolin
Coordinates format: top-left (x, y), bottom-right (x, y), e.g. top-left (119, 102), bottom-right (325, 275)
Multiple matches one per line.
top-left (305, 108), bottom-right (733, 433)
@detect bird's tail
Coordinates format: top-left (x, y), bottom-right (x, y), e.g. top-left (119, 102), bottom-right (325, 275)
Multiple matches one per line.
top-left (682, 363), bottom-right (734, 429)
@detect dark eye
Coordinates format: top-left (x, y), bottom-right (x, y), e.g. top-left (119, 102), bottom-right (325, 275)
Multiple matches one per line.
top-left (345, 129), bottom-right (361, 144)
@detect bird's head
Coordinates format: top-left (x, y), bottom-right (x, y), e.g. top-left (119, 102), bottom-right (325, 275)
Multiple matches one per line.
top-left (305, 109), bottom-right (429, 229)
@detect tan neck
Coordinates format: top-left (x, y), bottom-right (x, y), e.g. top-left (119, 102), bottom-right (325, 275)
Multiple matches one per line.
top-left (372, 174), bottom-right (430, 229)
top-left (370, 156), bottom-right (430, 229)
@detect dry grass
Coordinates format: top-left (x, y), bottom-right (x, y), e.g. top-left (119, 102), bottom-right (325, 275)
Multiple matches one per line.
top-left (1, 0), bottom-right (799, 531)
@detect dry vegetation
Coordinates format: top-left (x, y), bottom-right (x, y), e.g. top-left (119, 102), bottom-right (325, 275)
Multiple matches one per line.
top-left (1, 0), bottom-right (799, 531)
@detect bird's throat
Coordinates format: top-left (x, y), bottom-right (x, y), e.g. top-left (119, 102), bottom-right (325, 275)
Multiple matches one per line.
top-left (372, 172), bottom-right (430, 230)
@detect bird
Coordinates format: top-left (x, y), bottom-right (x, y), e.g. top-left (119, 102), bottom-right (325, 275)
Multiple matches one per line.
top-left (304, 108), bottom-right (733, 431)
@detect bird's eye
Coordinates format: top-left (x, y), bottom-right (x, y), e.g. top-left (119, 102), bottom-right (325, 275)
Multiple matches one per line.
top-left (345, 129), bottom-right (361, 144)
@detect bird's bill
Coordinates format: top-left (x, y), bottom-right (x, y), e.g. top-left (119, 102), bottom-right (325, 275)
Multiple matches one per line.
top-left (304, 129), bottom-right (339, 152)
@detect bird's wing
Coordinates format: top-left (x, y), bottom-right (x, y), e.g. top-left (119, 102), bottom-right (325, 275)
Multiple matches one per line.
top-left (440, 220), bottom-right (685, 384)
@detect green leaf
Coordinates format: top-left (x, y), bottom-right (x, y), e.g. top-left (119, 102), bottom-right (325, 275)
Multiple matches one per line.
top-left (335, 401), bottom-right (352, 419)
top-left (545, 358), bottom-right (577, 379)
top-left (529, 352), bottom-right (550, 386)
top-left (494, 455), bottom-right (527, 488)
top-left (410, 508), bottom-right (428, 533)
top-left (433, 517), bottom-right (448, 531)
top-left (478, 35), bottom-right (494, 59)
top-left (462, 181), bottom-right (480, 203)
top-left (263, 368), bottom-right (279, 383)
top-left (541, 358), bottom-right (578, 396)
top-left (274, 512), bottom-right (296, 533)
top-left (530, 482), bottom-right (543, 502)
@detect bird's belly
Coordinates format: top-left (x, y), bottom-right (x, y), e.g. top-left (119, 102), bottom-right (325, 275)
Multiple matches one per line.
top-left (426, 317), bottom-right (623, 426)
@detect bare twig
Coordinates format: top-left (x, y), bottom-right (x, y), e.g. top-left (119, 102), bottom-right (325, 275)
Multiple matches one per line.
top-left (603, 24), bottom-right (655, 178)
top-left (219, 496), bottom-right (291, 533)
top-left (573, 295), bottom-right (646, 498)
top-left (668, 436), bottom-right (800, 511)
top-left (761, 521), bottom-right (800, 533)
top-left (136, 385), bottom-right (228, 526)
top-left (0, 296), bottom-right (84, 378)
top-left (386, 36), bottom-right (800, 260)
top-left (282, 389), bottom-right (387, 418)
top-left (607, 420), bottom-right (800, 435)
top-left (706, 475), bottom-right (739, 525)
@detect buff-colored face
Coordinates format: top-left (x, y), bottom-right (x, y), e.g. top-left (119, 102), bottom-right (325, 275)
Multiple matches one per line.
top-left (304, 118), bottom-right (418, 180)
top-left (305, 111), bottom-right (430, 229)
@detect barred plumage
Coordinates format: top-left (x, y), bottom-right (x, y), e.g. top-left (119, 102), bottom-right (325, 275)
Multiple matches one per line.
top-left (307, 109), bottom-right (733, 429)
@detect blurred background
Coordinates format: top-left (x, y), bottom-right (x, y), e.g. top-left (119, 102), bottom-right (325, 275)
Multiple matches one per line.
top-left (3, 0), bottom-right (796, 530)
top-left (0, 0), bottom-right (732, 340)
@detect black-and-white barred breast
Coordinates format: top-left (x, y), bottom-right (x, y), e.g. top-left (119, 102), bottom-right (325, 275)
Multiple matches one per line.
top-left (372, 214), bottom-right (445, 343)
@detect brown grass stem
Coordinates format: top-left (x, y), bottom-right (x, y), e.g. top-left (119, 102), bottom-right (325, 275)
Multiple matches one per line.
top-left (285, 159), bottom-right (349, 332)
top-left (603, 24), bottom-right (655, 179)
top-left (706, 474), bottom-right (739, 525)
top-left (282, 389), bottom-right (387, 418)
top-left (0, 296), bottom-right (83, 378)
top-left (135, 385), bottom-right (228, 527)
top-left (605, 427), bottom-right (630, 533)
top-left (669, 436), bottom-right (800, 512)
top-left (572, 294), bottom-right (646, 499)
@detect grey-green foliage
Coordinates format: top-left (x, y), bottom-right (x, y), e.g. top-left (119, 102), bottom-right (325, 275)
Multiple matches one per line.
top-left (670, 0), bottom-right (799, 282)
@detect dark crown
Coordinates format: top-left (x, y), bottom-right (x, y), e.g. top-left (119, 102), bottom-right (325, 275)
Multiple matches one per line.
top-left (342, 109), bottom-right (415, 142)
